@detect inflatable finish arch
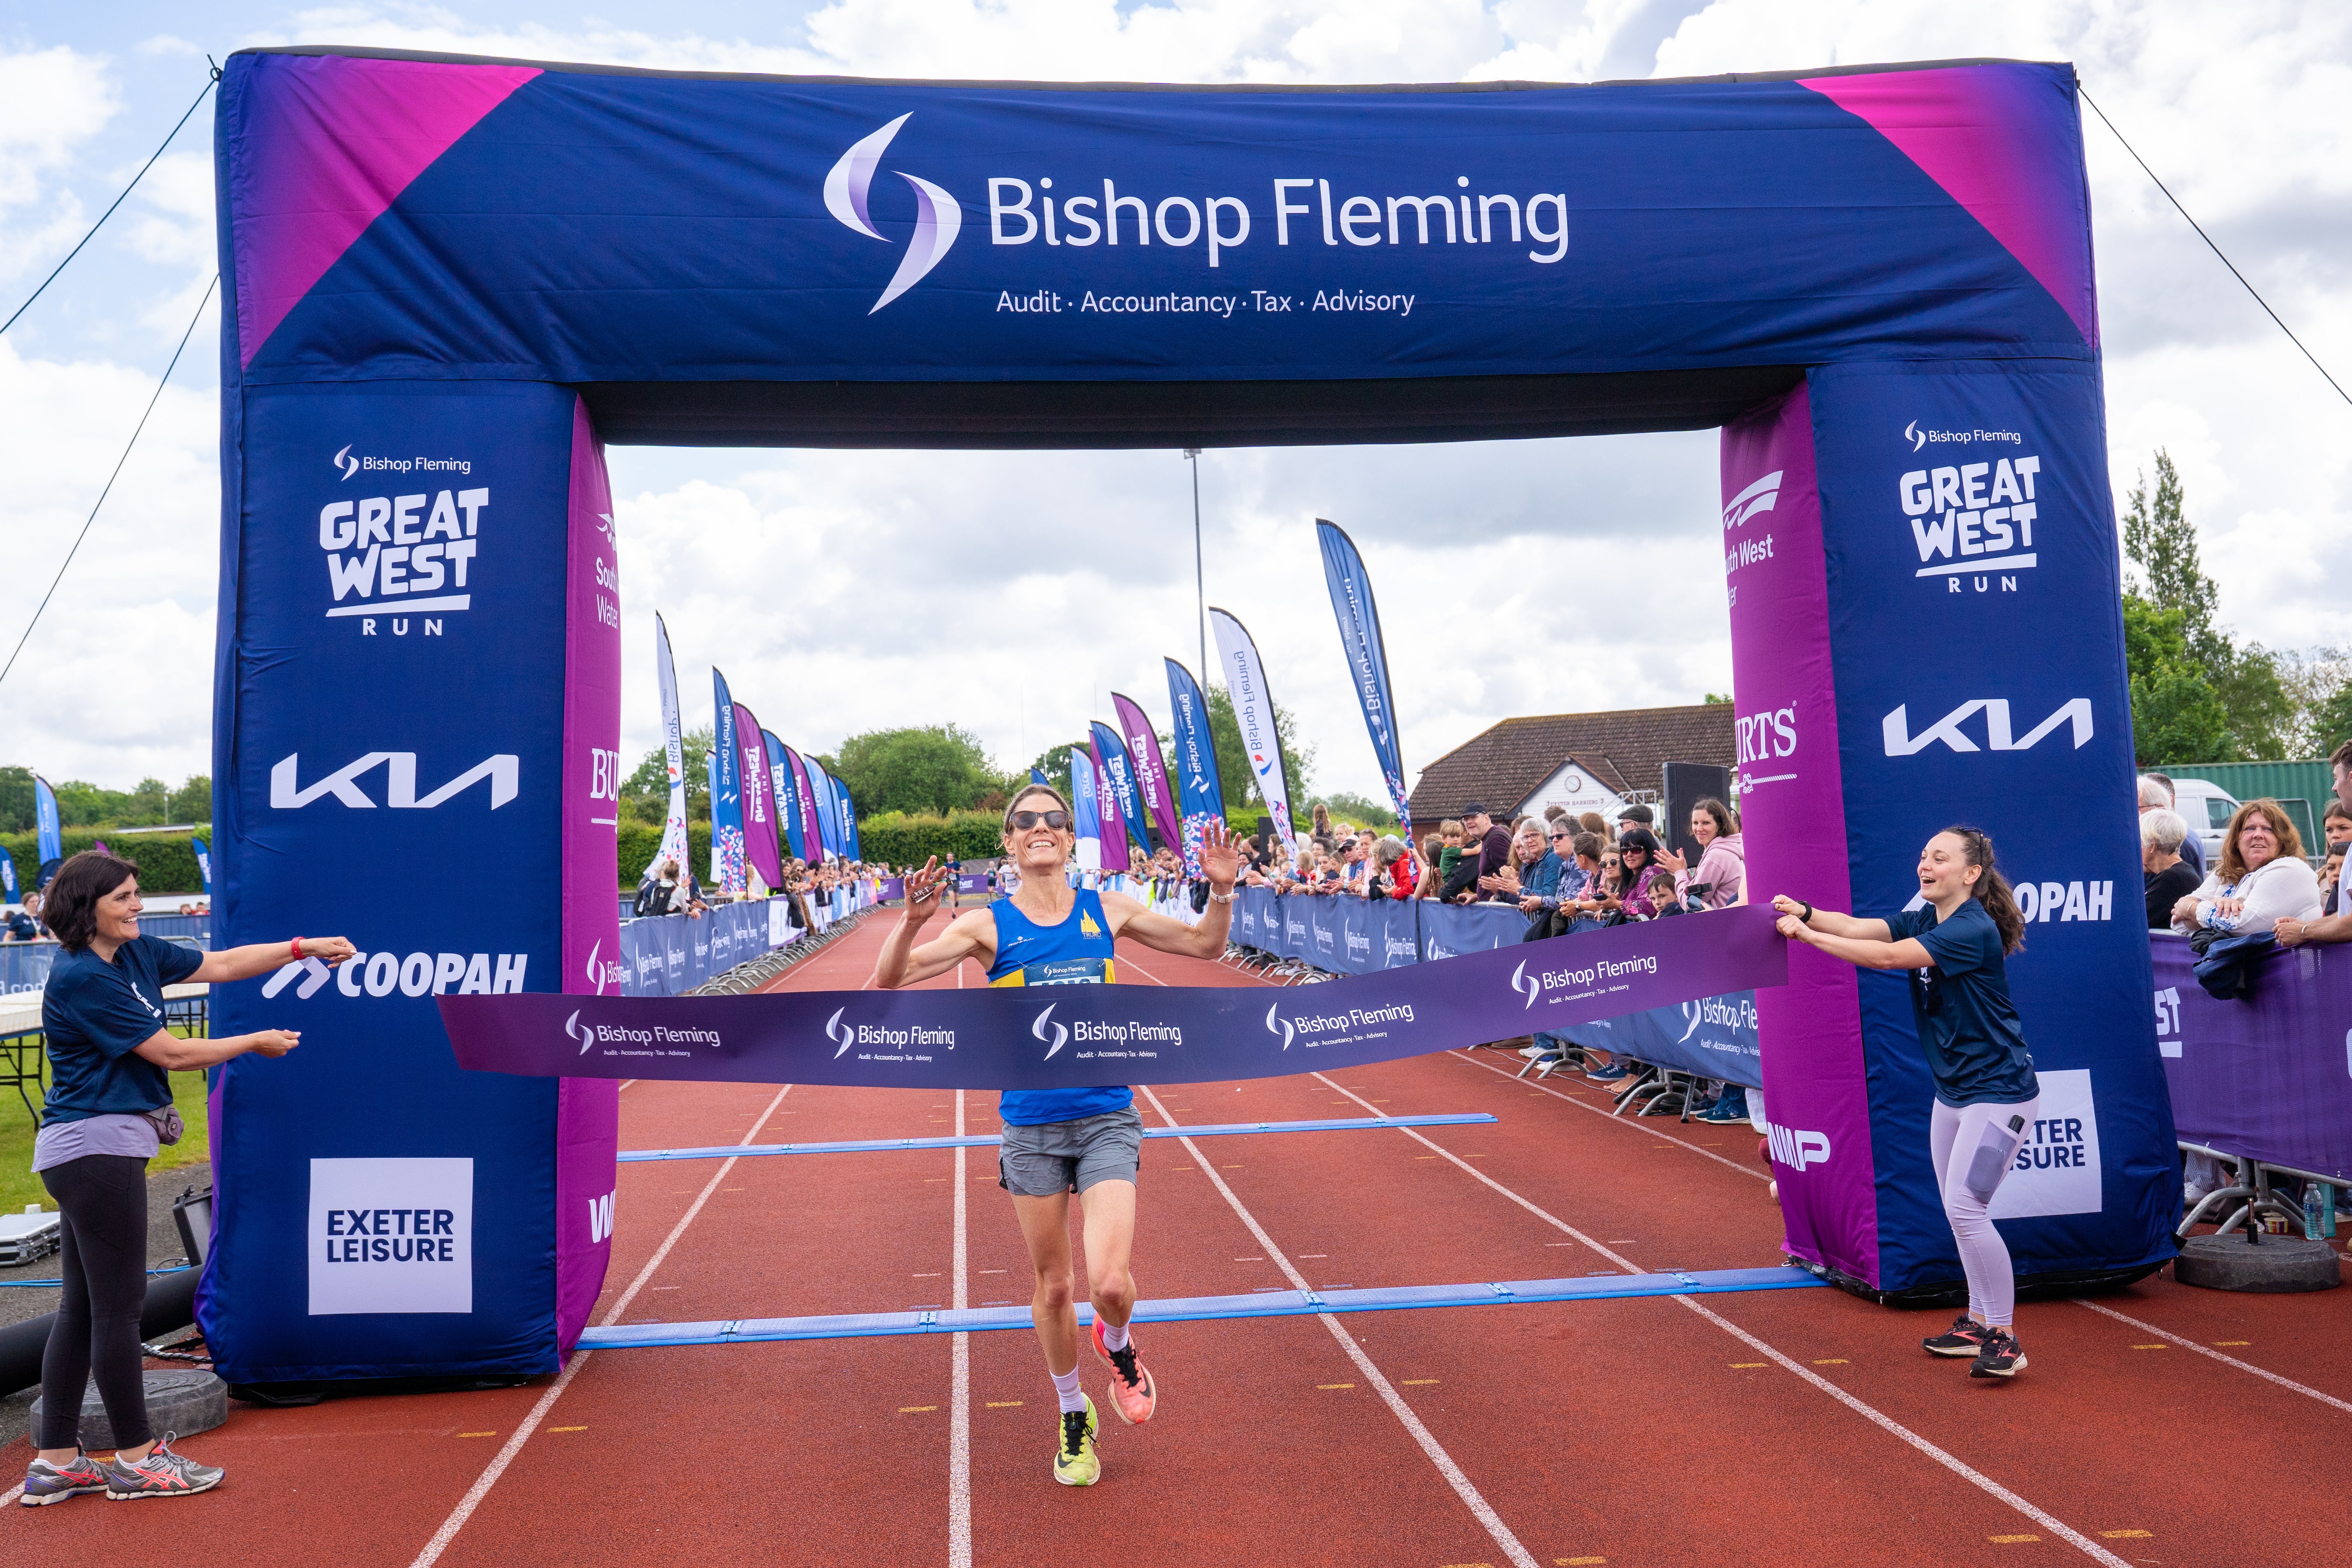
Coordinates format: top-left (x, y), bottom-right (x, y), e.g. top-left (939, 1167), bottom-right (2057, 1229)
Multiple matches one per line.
top-left (209, 47), bottom-right (2170, 1381)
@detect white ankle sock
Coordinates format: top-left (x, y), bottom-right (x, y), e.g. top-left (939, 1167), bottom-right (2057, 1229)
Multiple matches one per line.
top-left (1052, 1365), bottom-right (1085, 1413)
top-left (1100, 1319), bottom-right (1130, 1353)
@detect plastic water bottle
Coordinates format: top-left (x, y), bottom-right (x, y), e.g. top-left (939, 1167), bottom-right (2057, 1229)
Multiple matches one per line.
top-left (2304, 1182), bottom-right (2324, 1241)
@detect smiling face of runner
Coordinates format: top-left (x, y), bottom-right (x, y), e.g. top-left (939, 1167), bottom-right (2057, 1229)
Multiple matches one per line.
top-left (1002, 785), bottom-right (1077, 877)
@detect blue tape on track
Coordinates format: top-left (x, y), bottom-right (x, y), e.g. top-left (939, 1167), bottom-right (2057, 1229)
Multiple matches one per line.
top-left (574, 1266), bottom-right (1825, 1348)
top-left (616, 1111), bottom-right (1498, 1163)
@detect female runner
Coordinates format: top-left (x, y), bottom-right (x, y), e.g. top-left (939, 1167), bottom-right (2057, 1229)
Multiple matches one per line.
top-left (873, 785), bottom-right (1240, 1484)
top-left (1773, 827), bottom-right (2039, 1379)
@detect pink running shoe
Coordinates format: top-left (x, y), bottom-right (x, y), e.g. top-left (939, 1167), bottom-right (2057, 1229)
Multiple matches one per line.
top-left (1091, 1318), bottom-right (1158, 1425)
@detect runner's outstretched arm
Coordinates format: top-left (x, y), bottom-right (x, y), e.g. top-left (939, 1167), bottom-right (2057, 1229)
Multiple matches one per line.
top-left (873, 856), bottom-right (994, 988)
top-left (1102, 820), bottom-right (1240, 960)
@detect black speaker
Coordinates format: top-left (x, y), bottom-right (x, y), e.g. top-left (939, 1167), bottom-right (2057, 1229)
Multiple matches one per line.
top-left (1661, 761), bottom-right (1732, 869)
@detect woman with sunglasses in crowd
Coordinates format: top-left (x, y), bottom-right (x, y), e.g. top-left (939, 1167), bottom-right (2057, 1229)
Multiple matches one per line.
top-left (874, 786), bottom-right (1240, 1489)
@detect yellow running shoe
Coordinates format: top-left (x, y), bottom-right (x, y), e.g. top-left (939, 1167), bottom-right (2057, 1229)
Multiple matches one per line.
top-left (1053, 1395), bottom-right (1101, 1487)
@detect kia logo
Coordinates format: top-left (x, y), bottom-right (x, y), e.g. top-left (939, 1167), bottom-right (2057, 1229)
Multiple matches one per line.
top-left (565, 1009), bottom-right (591, 1054)
top-left (826, 1006), bottom-right (854, 1058)
top-left (1032, 1003), bottom-right (1069, 1060)
top-left (1511, 960), bottom-right (1539, 1009)
top-left (1263, 1002), bottom-right (1294, 1050)
top-left (825, 114), bottom-right (963, 314)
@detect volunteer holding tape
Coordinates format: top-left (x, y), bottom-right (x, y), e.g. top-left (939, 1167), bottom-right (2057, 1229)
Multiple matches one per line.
top-left (1774, 827), bottom-right (2040, 1381)
top-left (22, 851), bottom-right (353, 1506)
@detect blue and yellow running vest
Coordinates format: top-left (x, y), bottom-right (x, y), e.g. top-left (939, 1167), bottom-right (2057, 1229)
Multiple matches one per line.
top-left (988, 888), bottom-right (1133, 1126)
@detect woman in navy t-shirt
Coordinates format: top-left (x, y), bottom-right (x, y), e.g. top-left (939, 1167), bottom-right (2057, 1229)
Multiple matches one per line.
top-left (23, 851), bottom-right (353, 1505)
top-left (1772, 827), bottom-right (2040, 1381)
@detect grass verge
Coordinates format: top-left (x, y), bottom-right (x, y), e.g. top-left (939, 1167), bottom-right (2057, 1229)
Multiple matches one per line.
top-left (0, 1030), bottom-right (213, 1216)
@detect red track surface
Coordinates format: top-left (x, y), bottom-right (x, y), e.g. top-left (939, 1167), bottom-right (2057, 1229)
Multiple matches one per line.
top-left (8, 909), bottom-right (2348, 1566)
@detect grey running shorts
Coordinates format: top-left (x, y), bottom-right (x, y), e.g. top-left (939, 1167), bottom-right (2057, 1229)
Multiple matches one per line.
top-left (997, 1106), bottom-right (1144, 1197)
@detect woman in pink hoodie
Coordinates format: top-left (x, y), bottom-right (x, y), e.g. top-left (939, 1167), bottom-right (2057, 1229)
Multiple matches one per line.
top-left (1664, 797), bottom-right (1745, 909)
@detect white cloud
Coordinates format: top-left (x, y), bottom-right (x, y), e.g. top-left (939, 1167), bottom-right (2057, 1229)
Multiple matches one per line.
top-left (1, 2), bottom-right (2348, 800)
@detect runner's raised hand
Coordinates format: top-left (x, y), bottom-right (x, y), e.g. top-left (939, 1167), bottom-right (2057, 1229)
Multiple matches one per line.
top-left (1198, 820), bottom-right (1241, 889)
top-left (902, 856), bottom-right (947, 918)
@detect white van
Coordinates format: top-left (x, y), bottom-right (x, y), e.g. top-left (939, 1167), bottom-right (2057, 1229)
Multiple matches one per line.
top-left (2166, 777), bottom-right (2242, 864)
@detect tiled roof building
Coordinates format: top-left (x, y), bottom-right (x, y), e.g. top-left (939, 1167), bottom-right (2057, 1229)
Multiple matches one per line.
top-left (1406, 703), bottom-right (1736, 823)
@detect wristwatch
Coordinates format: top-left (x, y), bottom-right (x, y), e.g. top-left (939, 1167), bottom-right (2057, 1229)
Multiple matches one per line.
top-left (1208, 886), bottom-right (1239, 904)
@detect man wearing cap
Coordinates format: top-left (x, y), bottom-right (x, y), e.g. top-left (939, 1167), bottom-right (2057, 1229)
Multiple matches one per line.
top-left (1442, 804), bottom-right (1514, 903)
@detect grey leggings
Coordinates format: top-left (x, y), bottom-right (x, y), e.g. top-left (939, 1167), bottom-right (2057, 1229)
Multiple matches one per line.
top-left (38, 1154), bottom-right (154, 1451)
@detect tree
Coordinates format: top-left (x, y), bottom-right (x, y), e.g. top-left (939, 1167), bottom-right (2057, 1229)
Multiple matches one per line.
top-left (2120, 449), bottom-right (2292, 762)
top-left (621, 723), bottom-right (711, 827)
top-left (831, 724), bottom-right (998, 817)
top-left (1206, 683), bottom-right (1314, 816)
top-left (167, 776), bottom-right (212, 826)
top-left (1317, 790), bottom-right (1399, 829)
top-left (2120, 599), bottom-right (2229, 766)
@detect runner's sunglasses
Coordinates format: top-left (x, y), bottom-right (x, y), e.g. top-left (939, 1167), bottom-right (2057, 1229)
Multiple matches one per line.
top-left (1007, 809), bottom-right (1071, 830)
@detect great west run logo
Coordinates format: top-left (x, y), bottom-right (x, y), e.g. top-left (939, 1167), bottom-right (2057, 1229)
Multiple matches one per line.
top-left (318, 459), bottom-right (488, 631)
top-left (827, 114), bottom-right (963, 314)
top-left (1897, 435), bottom-right (2041, 592)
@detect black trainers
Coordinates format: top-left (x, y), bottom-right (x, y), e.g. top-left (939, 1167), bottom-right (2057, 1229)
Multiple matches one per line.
top-left (1922, 1313), bottom-right (1990, 1358)
top-left (1969, 1327), bottom-right (2027, 1379)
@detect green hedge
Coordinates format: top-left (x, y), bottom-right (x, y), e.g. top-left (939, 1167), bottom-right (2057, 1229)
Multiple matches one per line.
top-left (0, 828), bottom-right (205, 895)
top-left (857, 811), bottom-right (1001, 868)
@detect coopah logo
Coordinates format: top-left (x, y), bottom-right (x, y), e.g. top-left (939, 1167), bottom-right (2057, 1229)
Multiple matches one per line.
top-left (827, 114), bottom-right (964, 314)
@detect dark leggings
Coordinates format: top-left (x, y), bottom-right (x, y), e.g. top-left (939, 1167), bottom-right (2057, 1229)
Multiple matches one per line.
top-left (38, 1154), bottom-right (153, 1451)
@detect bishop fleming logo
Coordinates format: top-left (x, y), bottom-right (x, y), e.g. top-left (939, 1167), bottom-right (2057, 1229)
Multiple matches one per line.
top-left (1263, 1002), bottom-right (1294, 1050)
top-left (333, 444), bottom-right (360, 480)
top-left (565, 1009), bottom-right (591, 1054)
top-left (1904, 420), bottom-right (1926, 452)
top-left (1510, 960), bottom-right (1540, 1009)
top-left (1032, 1003), bottom-right (1069, 1060)
top-left (826, 114), bottom-right (963, 314)
top-left (826, 1006), bottom-right (854, 1058)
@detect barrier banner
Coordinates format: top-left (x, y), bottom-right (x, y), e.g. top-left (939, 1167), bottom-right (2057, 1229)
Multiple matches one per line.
top-left (448, 907), bottom-right (1786, 1090)
top-left (1316, 520), bottom-right (1412, 838)
top-left (1210, 607), bottom-right (1297, 857)
top-left (2155, 935), bottom-right (2352, 1182)
top-left (1113, 691), bottom-right (1182, 854)
top-left (1562, 992), bottom-right (1762, 1089)
top-left (1164, 659), bottom-right (1223, 876)
top-left (618, 896), bottom-right (807, 997)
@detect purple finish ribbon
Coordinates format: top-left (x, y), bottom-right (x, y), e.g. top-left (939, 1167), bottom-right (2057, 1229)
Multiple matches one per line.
top-left (445, 906), bottom-right (1787, 1090)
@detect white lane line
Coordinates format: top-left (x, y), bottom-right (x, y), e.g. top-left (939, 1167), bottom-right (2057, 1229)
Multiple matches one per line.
top-left (2073, 1299), bottom-right (2352, 1415)
top-left (1134, 1084), bottom-right (1540, 1568)
top-left (948, 1078), bottom-right (973, 1568)
top-left (1309, 1070), bottom-right (2132, 1568)
top-left (1447, 1048), bottom-right (1769, 1182)
top-left (408, 1083), bottom-right (794, 1568)
top-left (619, 1079), bottom-right (636, 1092)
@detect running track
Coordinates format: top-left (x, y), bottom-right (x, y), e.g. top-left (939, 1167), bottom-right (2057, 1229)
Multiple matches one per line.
top-left (7, 912), bottom-right (2347, 1566)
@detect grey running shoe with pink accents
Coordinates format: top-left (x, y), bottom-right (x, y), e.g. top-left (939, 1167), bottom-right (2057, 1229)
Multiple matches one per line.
top-left (21, 1451), bottom-right (110, 1505)
top-left (105, 1435), bottom-right (223, 1500)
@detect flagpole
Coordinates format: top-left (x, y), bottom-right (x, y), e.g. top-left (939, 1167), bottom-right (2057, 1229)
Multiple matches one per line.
top-left (1184, 448), bottom-right (1205, 692)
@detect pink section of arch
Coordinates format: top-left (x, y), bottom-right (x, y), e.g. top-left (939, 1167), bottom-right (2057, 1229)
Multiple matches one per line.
top-left (1800, 66), bottom-right (2096, 347)
top-left (232, 55), bottom-right (539, 366)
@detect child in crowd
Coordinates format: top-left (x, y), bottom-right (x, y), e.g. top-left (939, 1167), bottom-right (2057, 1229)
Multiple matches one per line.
top-left (1437, 820), bottom-right (1465, 884)
top-left (1647, 876), bottom-right (1687, 919)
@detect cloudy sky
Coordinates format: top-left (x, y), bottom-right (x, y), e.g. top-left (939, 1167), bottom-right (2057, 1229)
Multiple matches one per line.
top-left (2, 1), bottom-right (2347, 806)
